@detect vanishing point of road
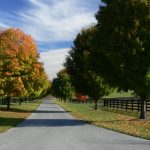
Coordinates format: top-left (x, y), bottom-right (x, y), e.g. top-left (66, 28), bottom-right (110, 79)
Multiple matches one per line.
top-left (0, 99), bottom-right (150, 150)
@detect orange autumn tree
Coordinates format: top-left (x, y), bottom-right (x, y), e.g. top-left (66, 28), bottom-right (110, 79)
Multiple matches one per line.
top-left (0, 28), bottom-right (50, 109)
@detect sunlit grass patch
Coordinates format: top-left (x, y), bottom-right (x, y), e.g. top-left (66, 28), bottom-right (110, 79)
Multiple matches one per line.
top-left (53, 99), bottom-right (150, 140)
top-left (0, 100), bottom-right (42, 133)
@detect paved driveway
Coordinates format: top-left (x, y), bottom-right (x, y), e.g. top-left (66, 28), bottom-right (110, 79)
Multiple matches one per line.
top-left (0, 99), bottom-right (149, 150)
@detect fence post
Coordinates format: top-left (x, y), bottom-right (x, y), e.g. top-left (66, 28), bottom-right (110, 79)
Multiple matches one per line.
top-left (132, 100), bottom-right (133, 111)
top-left (138, 100), bottom-right (140, 112)
top-left (121, 101), bottom-right (123, 109)
top-left (7, 97), bottom-right (11, 110)
top-left (125, 100), bottom-right (128, 111)
top-left (146, 100), bottom-right (147, 111)
top-left (117, 99), bottom-right (118, 109)
top-left (104, 100), bottom-right (106, 107)
top-left (110, 100), bottom-right (112, 108)
top-left (113, 99), bottom-right (115, 109)
top-left (19, 98), bottom-right (22, 105)
top-left (107, 100), bottom-right (108, 108)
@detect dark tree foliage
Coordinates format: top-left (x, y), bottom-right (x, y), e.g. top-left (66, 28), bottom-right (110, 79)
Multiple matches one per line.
top-left (50, 69), bottom-right (74, 102)
top-left (50, 78), bottom-right (61, 99)
top-left (90, 0), bottom-right (150, 118)
top-left (65, 27), bottom-right (110, 109)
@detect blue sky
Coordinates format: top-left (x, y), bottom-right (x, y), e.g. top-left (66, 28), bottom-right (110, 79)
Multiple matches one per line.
top-left (0, 0), bottom-right (100, 79)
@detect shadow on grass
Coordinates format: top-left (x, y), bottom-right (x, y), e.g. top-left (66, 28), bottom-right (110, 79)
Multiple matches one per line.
top-left (0, 117), bottom-right (24, 127)
top-left (92, 118), bottom-right (140, 124)
top-left (100, 107), bottom-right (140, 117)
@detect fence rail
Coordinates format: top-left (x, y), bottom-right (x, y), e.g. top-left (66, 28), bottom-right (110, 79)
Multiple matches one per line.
top-left (0, 97), bottom-right (40, 105)
top-left (102, 98), bottom-right (150, 112)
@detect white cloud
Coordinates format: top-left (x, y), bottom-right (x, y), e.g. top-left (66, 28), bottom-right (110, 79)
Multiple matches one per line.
top-left (17, 0), bottom-right (98, 42)
top-left (0, 22), bottom-right (8, 28)
top-left (0, 0), bottom-right (99, 43)
top-left (40, 48), bottom-right (69, 80)
top-left (0, 0), bottom-right (99, 79)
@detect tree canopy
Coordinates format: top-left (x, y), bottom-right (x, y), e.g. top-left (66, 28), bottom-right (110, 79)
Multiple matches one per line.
top-left (0, 28), bottom-right (50, 99)
top-left (65, 27), bottom-right (111, 109)
top-left (51, 69), bottom-right (74, 102)
top-left (89, 0), bottom-right (150, 118)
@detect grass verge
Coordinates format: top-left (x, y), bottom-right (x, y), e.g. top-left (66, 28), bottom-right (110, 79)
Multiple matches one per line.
top-left (0, 100), bottom-right (42, 133)
top-left (53, 99), bottom-right (150, 140)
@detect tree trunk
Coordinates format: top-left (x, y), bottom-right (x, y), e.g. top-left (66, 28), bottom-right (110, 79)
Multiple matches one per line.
top-left (26, 98), bottom-right (28, 103)
top-left (7, 97), bottom-right (10, 110)
top-left (140, 96), bottom-right (147, 119)
top-left (95, 99), bottom-right (98, 110)
top-left (19, 98), bottom-right (22, 105)
top-left (64, 97), bottom-right (67, 103)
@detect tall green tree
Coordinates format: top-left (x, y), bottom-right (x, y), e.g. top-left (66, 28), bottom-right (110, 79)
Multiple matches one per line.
top-left (51, 69), bottom-right (74, 102)
top-left (65, 27), bottom-right (110, 109)
top-left (89, 0), bottom-right (150, 118)
top-left (51, 78), bottom-right (61, 99)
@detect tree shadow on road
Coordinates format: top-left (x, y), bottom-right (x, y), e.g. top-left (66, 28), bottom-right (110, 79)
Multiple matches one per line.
top-left (0, 107), bottom-right (71, 114)
top-left (18, 119), bottom-right (86, 127)
top-left (0, 117), bottom-right (86, 127)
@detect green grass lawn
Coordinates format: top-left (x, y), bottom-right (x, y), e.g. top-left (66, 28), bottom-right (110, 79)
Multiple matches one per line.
top-left (0, 100), bottom-right (42, 133)
top-left (103, 90), bottom-right (133, 98)
top-left (53, 99), bottom-right (150, 140)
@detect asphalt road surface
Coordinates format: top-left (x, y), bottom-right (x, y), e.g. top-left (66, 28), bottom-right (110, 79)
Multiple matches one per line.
top-left (0, 99), bottom-right (150, 150)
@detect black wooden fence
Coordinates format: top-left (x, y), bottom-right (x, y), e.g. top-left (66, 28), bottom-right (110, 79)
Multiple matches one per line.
top-left (0, 97), bottom-right (40, 105)
top-left (102, 98), bottom-right (150, 112)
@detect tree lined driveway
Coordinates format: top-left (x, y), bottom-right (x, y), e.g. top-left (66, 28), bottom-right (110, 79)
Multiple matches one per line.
top-left (0, 99), bottom-right (149, 150)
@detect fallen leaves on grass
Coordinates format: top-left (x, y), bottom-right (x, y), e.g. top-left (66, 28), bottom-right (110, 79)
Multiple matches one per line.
top-left (54, 99), bottom-right (150, 139)
top-left (0, 101), bottom-right (41, 133)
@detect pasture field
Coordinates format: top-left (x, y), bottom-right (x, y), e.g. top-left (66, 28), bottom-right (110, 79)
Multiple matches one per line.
top-left (0, 100), bottom-right (42, 133)
top-left (53, 98), bottom-right (150, 140)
